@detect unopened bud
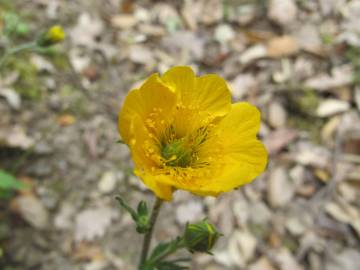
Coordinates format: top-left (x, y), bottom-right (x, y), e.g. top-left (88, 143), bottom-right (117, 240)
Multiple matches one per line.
top-left (183, 219), bottom-right (221, 253)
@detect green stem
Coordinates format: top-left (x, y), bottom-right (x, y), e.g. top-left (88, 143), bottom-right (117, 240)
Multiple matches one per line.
top-left (149, 238), bottom-right (186, 265)
top-left (0, 41), bottom-right (37, 69)
top-left (139, 197), bottom-right (163, 268)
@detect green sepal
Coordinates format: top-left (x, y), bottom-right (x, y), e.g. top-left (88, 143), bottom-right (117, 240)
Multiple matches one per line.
top-left (115, 196), bottom-right (150, 234)
top-left (137, 201), bottom-right (149, 216)
top-left (183, 219), bottom-right (222, 253)
top-left (115, 196), bottom-right (137, 220)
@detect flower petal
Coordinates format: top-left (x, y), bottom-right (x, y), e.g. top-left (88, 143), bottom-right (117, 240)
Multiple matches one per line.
top-left (195, 74), bottom-right (232, 117)
top-left (118, 73), bottom-right (177, 143)
top-left (129, 115), bottom-right (173, 200)
top-left (200, 102), bottom-right (267, 194)
top-left (162, 66), bottom-right (231, 117)
top-left (210, 102), bottom-right (267, 191)
top-left (135, 171), bottom-right (173, 201)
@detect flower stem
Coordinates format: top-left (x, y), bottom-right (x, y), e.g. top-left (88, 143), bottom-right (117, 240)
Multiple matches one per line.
top-left (139, 197), bottom-right (163, 268)
top-left (148, 238), bottom-right (186, 266)
top-left (0, 41), bottom-right (37, 69)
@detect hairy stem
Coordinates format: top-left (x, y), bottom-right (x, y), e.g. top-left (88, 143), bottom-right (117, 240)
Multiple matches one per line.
top-left (139, 197), bottom-right (163, 268)
top-left (0, 42), bottom-right (36, 69)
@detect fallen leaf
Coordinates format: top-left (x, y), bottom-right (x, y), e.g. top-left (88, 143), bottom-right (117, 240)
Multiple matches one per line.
top-left (264, 129), bottom-right (298, 155)
top-left (0, 126), bottom-right (34, 149)
top-left (229, 73), bottom-right (258, 100)
top-left (58, 114), bottom-right (76, 126)
top-left (73, 242), bottom-right (104, 261)
top-left (98, 171), bottom-right (117, 194)
top-left (30, 55), bottom-right (55, 73)
top-left (293, 141), bottom-right (331, 168)
top-left (268, 101), bottom-right (287, 128)
top-left (75, 206), bottom-right (119, 242)
top-left (274, 248), bottom-right (304, 270)
top-left (129, 45), bottom-right (155, 66)
top-left (268, 167), bottom-right (295, 208)
top-left (316, 99), bottom-right (350, 117)
top-left (176, 201), bottom-right (204, 225)
top-left (249, 257), bottom-right (276, 270)
top-left (11, 194), bottom-right (49, 229)
top-left (304, 65), bottom-right (353, 91)
top-left (0, 87), bottom-right (21, 110)
top-left (214, 24), bottom-right (235, 44)
top-left (267, 36), bottom-right (299, 58)
top-left (54, 202), bottom-right (76, 230)
top-left (268, 0), bottom-right (297, 26)
top-left (239, 44), bottom-right (267, 65)
top-left (325, 249), bottom-right (360, 270)
top-left (70, 13), bottom-right (104, 48)
top-left (111, 14), bottom-right (138, 29)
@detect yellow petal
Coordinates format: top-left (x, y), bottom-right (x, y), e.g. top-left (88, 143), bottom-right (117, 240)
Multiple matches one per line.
top-left (195, 74), bottom-right (232, 117)
top-left (162, 66), bottom-right (231, 117)
top-left (129, 115), bottom-right (173, 200)
top-left (206, 102), bottom-right (268, 192)
top-left (135, 171), bottom-right (173, 201)
top-left (118, 73), bottom-right (177, 144)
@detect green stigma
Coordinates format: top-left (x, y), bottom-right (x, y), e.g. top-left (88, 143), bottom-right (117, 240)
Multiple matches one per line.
top-left (161, 138), bottom-right (192, 167)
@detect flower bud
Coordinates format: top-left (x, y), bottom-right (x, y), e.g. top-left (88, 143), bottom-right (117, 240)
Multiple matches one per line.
top-left (37, 25), bottom-right (65, 47)
top-left (183, 219), bottom-right (221, 253)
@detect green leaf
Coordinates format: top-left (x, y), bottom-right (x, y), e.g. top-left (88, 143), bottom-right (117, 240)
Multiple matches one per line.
top-left (0, 170), bottom-right (24, 191)
top-left (2, 12), bottom-right (29, 37)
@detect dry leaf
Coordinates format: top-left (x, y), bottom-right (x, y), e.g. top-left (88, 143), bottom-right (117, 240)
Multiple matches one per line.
top-left (11, 194), bottom-right (49, 229)
top-left (58, 114), bottom-right (76, 126)
top-left (264, 129), bottom-right (298, 155)
top-left (316, 99), bottom-right (350, 117)
top-left (75, 207), bottom-right (119, 242)
top-left (267, 36), bottom-right (299, 58)
top-left (268, 0), bottom-right (297, 26)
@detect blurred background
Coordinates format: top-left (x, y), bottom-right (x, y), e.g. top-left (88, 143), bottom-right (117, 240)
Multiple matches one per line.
top-left (0, 0), bottom-right (360, 269)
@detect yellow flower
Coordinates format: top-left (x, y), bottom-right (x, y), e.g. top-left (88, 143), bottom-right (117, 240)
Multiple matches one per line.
top-left (37, 25), bottom-right (65, 47)
top-left (47, 25), bottom-right (65, 42)
top-left (118, 66), bottom-right (267, 201)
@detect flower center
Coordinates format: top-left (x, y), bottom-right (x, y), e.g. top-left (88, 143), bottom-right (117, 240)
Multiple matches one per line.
top-left (160, 125), bottom-right (210, 168)
top-left (161, 138), bottom-right (192, 167)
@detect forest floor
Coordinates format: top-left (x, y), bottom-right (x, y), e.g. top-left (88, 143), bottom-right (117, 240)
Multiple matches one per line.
top-left (0, 0), bottom-right (359, 269)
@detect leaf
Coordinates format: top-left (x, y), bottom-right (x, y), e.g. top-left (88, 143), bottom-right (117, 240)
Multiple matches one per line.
top-left (0, 170), bottom-right (25, 191)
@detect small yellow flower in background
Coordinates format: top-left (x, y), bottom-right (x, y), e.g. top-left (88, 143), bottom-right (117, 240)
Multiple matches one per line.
top-left (37, 25), bottom-right (65, 47)
top-left (47, 25), bottom-right (65, 42)
top-left (119, 66), bottom-right (267, 201)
